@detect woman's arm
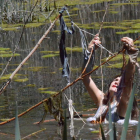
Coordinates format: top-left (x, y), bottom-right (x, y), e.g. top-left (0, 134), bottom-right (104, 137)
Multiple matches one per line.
top-left (117, 37), bottom-right (139, 117)
top-left (82, 35), bottom-right (104, 107)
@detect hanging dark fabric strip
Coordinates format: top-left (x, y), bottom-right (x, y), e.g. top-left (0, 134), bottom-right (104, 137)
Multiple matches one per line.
top-left (59, 6), bottom-right (75, 82)
top-left (79, 29), bottom-right (88, 51)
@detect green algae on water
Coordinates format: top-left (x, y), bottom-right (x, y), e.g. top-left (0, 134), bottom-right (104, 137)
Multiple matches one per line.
top-left (109, 11), bottom-right (119, 14)
top-left (134, 40), bottom-right (140, 44)
top-left (110, 3), bottom-right (139, 6)
top-left (71, 7), bottom-right (79, 11)
top-left (131, 23), bottom-right (140, 29)
top-left (116, 29), bottom-right (140, 34)
top-left (28, 66), bottom-right (48, 72)
top-left (38, 88), bottom-right (57, 95)
top-left (0, 53), bottom-right (20, 57)
top-left (91, 130), bottom-right (100, 133)
top-left (0, 47), bottom-right (10, 51)
top-left (14, 78), bottom-right (28, 82)
top-left (66, 47), bottom-right (82, 52)
top-left (103, 26), bottom-right (127, 30)
top-left (42, 54), bottom-right (59, 58)
top-left (102, 54), bottom-right (129, 62)
top-left (0, 74), bottom-right (28, 82)
top-left (40, 50), bottom-right (59, 54)
top-left (70, 67), bottom-right (81, 71)
top-left (25, 22), bottom-right (45, 28)
top-left (26, 84), bottom-right (36, 87)
top-left (107, 62), bottom-right (123, 68)
top-left (0, 47), bottom-right (20, 57)
top-left (38, 87), bottom-right (52, 91)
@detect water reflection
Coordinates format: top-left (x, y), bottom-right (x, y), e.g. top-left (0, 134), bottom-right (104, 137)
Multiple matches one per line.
top-left (0, 1), bottom-right (140, 140)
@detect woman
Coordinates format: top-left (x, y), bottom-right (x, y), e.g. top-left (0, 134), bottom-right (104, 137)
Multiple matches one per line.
top-left (82, 35), bottom-right (139, 122)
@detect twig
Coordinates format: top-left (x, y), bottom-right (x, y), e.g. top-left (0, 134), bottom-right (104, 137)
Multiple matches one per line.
top-left (81, 47), bottom-right (94, 75)
top-left (21, 128), bottom-right (46, 140)
top-left (0, 13), bottom-right (60, 96)
top-left (0, 132), bottom-right (15, 137)
top-left (98, 2), bottom-right (109, 35)
top-left (100, 47), bottom-right (103, 92)
top-left (34, 119), bottom-right (55, 125)
top-left (0, 49), bottom-right (123, 126)
top-left (134, 35), bottom-right (140, 42)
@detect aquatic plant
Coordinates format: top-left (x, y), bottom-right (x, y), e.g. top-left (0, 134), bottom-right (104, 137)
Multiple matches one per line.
top-left (15, 101), bottom-right (21, 140)
top-left (63, 109), bottom-right (67, 140)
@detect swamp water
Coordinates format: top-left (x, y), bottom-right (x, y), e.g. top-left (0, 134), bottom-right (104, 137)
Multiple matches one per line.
top-left (0, 0), bottom-right (140, 139)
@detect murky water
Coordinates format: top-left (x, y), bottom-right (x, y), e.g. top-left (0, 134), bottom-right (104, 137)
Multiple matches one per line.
top-left (0, 1), bottom-right (140, 140)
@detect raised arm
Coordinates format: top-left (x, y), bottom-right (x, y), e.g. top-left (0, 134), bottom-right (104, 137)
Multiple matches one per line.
top-left (117, 37), bottom-right (139, 117)
top-left (82, 35), bottom-right (104, 107)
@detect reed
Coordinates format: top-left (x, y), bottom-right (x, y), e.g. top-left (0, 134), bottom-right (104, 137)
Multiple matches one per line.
top-left (15, 101), bottom-right (21, 140)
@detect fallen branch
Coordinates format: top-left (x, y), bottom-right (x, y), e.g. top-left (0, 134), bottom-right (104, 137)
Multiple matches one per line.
top-left (34, 119), bottom-right (55, 125)
top-left (0, 132), bottom-right (15, 138)
top-left (0, 49), bottom-right (123, 126)
top-left (34, 113), bottom-right (95, 125)
top-left (0, 14), bottom-right (60, 96)
top-left (21, 128), bottom-right (46, 140)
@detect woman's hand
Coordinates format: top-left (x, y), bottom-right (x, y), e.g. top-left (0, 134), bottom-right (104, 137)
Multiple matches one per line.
top-left (121, 37), bottom-right (134, 50)
top-left (121, 37), bottom-right (138, 55)
top-left (88, 34), bottom-right (101, 52)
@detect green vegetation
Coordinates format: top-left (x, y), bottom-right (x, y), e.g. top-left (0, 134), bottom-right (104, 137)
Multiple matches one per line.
top-left (27, 66), bottom-right (48, 72)
top-left (0, 47), bottom-right (20, 57)
top-left (0, 74), bottom-right (28, 83)
top-left (39, 90), bottom-right (57, 94)
top-left (42, 54), bottom-right (59, 58)
top-left (38, 87), bottom-right (57, 94)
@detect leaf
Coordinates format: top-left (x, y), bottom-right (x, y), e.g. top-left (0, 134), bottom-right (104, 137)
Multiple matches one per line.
top-left (53, 110), bottom-right (59, 121)
top-left (135, 112), bottom-right (140, 140)
top-left (99, 124), bottom-right (106, 140)
top-left (109, 102), bottom-right (114, 140)
top-left (113, 123), bottom-right (117, 140)
top-left (15, 101), bottom-right (21, 140)
top-left (120, 84), bottom-right (136, 140)
top-left (39, 111), bottom-right (48, 124)
top-left (54, 0), bottom-right (57, 9)
top-left (63, 109), bottom-right (67, 140)
top-left (43, 101), bottom-right (49, 113)
top-left (47, 98), bottom-right (53, 114)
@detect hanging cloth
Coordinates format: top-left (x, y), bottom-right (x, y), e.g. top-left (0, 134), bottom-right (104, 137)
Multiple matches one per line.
top-left (59, 6), bottom-right (75, 82)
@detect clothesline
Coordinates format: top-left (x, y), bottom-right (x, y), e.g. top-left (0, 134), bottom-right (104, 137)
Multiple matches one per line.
top-left (72, 21), bottom-right (114, 55)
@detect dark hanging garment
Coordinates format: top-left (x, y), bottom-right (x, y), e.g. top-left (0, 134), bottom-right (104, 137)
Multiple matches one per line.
top-left (59, 6), bottom-right (74, 82)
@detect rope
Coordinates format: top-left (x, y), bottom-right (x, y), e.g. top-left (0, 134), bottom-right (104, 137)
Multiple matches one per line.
top-left (72, 22), bottom-right (96, 36)
top-left (73, 22), bottom-right (113, 55)
top-left (64, 94), bottom-right (86, 124)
